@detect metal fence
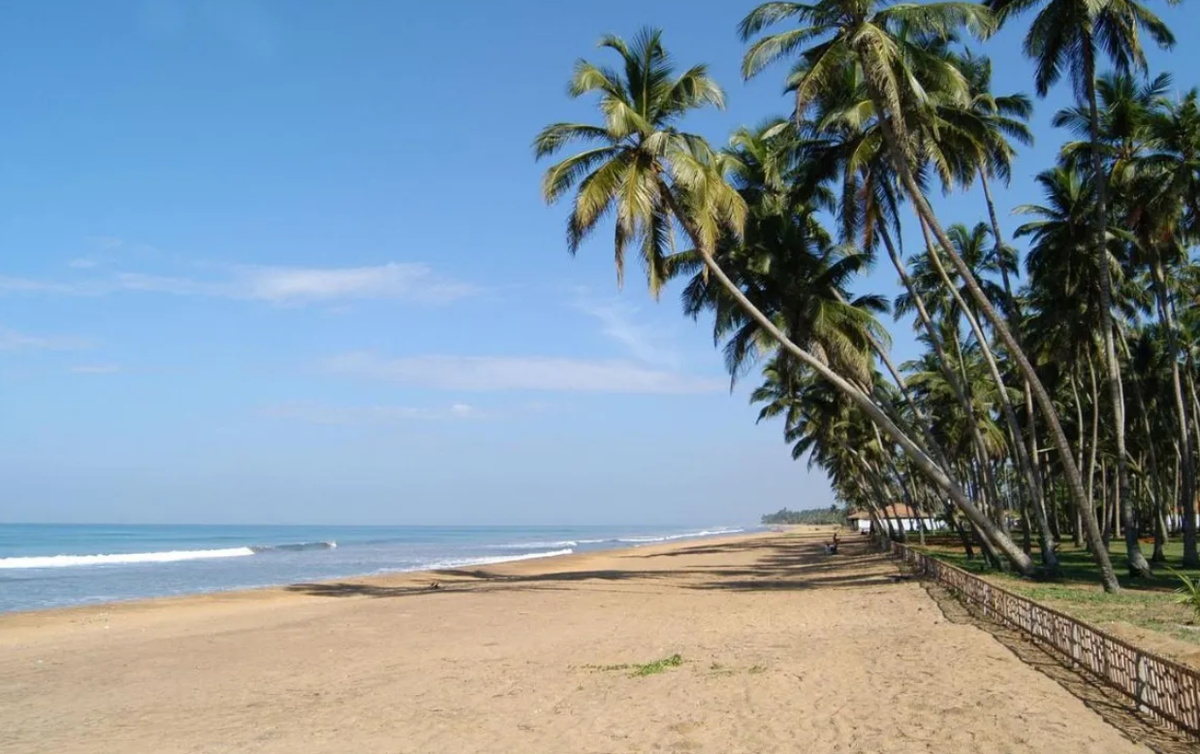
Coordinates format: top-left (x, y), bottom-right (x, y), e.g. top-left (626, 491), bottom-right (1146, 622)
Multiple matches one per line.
top-left (883, 540), bottom-right (1200, 738)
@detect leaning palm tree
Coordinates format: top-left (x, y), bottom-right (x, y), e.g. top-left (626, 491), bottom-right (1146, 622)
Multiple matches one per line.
top-left (987, 0), bottom-right (1177, 578)
top-left (739, 1), bottom-right (1118, 588)
top-left (534, 28), bottom-right (1034, 573)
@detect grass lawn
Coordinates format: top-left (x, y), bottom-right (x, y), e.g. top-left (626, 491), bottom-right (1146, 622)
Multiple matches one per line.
top-left (915, 538), bottom-right (1200, 658)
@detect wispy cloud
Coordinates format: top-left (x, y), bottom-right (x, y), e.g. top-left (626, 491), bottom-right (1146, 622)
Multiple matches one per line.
top-left (322, 352), bottom-right (723, 394)
top-left (0, 263), bottom-right (477, 306)
top-left (69, 364), bottom-right (121, 374)
top-left (576, 296), bottom-right (680, 367)
top-left (0, 276), bottom-right (91, 295)
top-left (68, 258), bottom-right (100, 269)
top-left (85, 236), bottom-right (124, 250)
top-left (261, 401), bottom-right (478, 424)
top-left (140, 0), bottom-right (279, 59)
top-left (0, 327), bottom-right (92, 352)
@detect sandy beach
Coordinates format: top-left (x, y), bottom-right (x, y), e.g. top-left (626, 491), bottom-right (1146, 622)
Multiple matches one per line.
top-left (0, 530), bottom-right (1150, 753)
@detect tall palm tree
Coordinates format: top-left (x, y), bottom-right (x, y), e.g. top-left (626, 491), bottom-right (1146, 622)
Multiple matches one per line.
top-left (793, 64), bottom-right (1031, 562)
top-left (988, 0), bottom-right (1177, 579)
top-left (1141, 89), bottom-right (1200, 565)
top-left (533, 28), bottom-right (1035, 572)
top-left (739, 1), bottom-right (1116, 587)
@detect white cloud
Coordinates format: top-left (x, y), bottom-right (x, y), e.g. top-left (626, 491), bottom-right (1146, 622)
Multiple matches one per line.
top-left (69, 364), bottom-right (121, 374)
top-left (576, 297), bottom-right (680, 367)
top-left (231, 263), bottom-right (475, 304)
top-left (0, 263), bottom-right (476, 306)
top-left (0, 327), bottom-right (92, 351)
top-left (86, 236), bottom-right (124, 250)
top-left (322, 352), bottom-right (723, 394)
top-left (261, 402), bottom-right (478, 424)
top-left (0, 276), bottom-right (94, 295)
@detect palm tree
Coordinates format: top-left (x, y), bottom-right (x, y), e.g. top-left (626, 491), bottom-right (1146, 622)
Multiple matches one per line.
top-left (671, 123), bottom-right (885, 391)
top-left (534, 30), bottom-right (1034, 572)
top-left (988, 0), bottom-right (1177, 579)
top-left (1141, 90), bottom-right (1200, 566)
top-left (738, 1), bottom-right (1113, 586)
top-left (792, 64), bottom-right (1035, 562)
top-left (947, 51), bottom-right (1032, 307)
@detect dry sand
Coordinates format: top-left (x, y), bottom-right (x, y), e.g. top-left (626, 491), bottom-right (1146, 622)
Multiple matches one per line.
top-left (0, 531), bottom-right (1152, 753)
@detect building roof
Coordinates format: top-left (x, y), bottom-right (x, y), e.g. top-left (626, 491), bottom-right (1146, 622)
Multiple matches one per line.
top-left (846, 504), bottom-right (923, 520)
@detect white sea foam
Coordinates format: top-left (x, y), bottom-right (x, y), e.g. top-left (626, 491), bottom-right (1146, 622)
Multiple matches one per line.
top-left (617, 528), bottom-right (745, 544)
top-left (0, 547), bottom-right (257, 570)
top-left (486, 540), bottom-right (578, 550)
top-left (253, 540), bottom-right (337, 553)
top-left (423, 548), bottom-right (575, 570)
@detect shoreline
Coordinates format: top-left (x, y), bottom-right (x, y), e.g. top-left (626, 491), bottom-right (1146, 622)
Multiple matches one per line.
top-left (0, 528), bottom-right (801, 635)
top-left (0, 524), bottom-right (771, 620)
top-left (2, 527), bottom-right (1148, 754)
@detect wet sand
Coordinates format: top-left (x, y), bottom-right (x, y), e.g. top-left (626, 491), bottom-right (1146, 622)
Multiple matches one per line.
top-left (0, 531), bottom-right (1149, 753)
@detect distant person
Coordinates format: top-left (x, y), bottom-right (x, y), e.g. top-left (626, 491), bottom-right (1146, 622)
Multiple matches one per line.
top-left (824, 533), bottom-right (839, 555)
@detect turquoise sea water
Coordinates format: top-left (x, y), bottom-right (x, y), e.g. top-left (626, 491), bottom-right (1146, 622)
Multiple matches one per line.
top-left (0, 523), bottom-right (751, 613)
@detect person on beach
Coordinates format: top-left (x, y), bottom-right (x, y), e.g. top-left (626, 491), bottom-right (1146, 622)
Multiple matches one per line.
top-left (824, 533), bottom-right (840, 555)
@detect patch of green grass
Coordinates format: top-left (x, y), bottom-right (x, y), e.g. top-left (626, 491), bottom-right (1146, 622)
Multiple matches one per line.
top-left (915, 540), bottom-right (1200, 660)
top-left (583, 654), bottom-right (684, 677)
top-left (631, 653), bottom-right (684, 676)
top-left (747, 664), bottom-right (767, 674)
top-left (586, 663), bottom-right (632, 672)
top-left (1170, 569), bottom-right (1200, 623)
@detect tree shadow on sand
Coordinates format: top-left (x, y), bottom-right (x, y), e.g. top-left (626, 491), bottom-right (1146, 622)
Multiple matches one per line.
top-left (284, 536), bottom-right (902, 600)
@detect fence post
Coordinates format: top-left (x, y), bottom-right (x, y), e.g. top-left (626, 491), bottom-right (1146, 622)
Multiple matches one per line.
top-left (1136, 655), bottom-right (1149, 713)
top-left (1071, 622), bottom-right (1081, 669)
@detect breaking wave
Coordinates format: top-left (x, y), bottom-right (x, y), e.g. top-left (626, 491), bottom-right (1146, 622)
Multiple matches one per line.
top-left (0, 540), bottom-right (338, 570)
top-left (0, 548), bottom-right (257, 569)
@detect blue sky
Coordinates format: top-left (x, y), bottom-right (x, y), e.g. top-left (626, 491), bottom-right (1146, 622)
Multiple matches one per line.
top-left (1, 0), bottom-right (1195, 525)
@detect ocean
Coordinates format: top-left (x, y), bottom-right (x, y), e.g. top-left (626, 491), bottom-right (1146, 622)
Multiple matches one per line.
top-left (0, 523), bottom-right (751, 614)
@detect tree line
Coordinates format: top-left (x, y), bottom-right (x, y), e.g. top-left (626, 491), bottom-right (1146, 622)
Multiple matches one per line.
top-left (761, 507), bottom-right (848, 525)
top-left (535, 0), bottom-right (1197, 593)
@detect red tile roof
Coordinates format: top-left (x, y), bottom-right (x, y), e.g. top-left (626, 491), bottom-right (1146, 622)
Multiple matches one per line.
top-left (846, 504), bottom-right (923, 520)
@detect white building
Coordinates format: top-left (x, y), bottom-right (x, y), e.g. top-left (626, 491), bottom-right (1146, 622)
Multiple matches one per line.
top-left (846, 504), bottom-right (945, 534)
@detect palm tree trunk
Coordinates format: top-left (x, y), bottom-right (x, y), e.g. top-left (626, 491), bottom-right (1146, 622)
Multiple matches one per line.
top-left (1069, 372), bottom-right (1087, 546)
top-left (917, 219), bottom-right (1059, 570)
top-left (1128, 363), bottom-right (1167, 563)
top-left (1101, 460), bottom-right (1112, 546)
top-left (859, 65), bottom-right (1120, 591)
top-left (1081, 50), bottom-right (1150, 578)
top-left (879, 226), bottom-right (1012, 550)
top-left (658, 185), bottom-right (1035, 574)
top-left (868, 317), bottom-right (980, 559)
top-left (1151, 260), bottom-right (1199, 566)
top-left (982, 170), bottom-right (1053, 545)
top-left (1087, 353), bottom-right (1101, 532)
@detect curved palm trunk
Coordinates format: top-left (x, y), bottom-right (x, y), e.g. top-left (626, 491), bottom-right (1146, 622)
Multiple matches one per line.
top-left (917, 219), bottom-right (1059, 570)
top-left (866, 302), bottom-right (987, 559)
top-left (879, 227), bottom-right (1009, 555)
top-left (982, 173), bottom-right (1057, 542)
top-left (658, 186), bottom-right (1035, 574)
top-left (1081, 51), bottom-right (1151, 579)
top-left (858, 64), bottom-right (1120, 591)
